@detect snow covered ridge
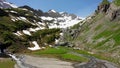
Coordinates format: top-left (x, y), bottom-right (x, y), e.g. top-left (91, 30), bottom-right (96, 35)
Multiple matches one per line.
top-left (40, 9), bottom-right (84, 28)
top-left (0, 0), bottom-right (18, 8)
top-left (48, 9), bottom-right (56, 13)
top-left (40, 16), bottom-right (83, 28)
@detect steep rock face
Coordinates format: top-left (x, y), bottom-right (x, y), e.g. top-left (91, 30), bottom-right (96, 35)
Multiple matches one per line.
top-left (96, 3), bottom-right (110, 13)
top-left (95, 1), bottom-right (120, 21)
top-left (106, 3), bottom-right (120, 20)
top-left (71, 1), bottom-right (120, 65)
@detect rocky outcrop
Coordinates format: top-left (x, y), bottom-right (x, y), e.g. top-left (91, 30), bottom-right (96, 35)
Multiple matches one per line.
top-left (107, 3), bottom-right (120, 20)
top-left (95, 0), bottom-right (110, 14)
top-left (74, 58), bottom-right (118, 68)
top-left (96, 4), bottom-right (110, 14)
top-left (95, 1), bottom-right (120, 21)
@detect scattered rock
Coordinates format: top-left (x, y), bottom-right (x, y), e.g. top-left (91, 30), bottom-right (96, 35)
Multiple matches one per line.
top-left (74, 57), bottom-right (119, 68)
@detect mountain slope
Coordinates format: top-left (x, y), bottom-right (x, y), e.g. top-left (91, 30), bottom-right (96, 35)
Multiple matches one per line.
top-left (0, 0), bottom-right (82, 53)
top-left (0, 0), bottom-right (17, 8)
top-left (72, 0), bottom-right (120, 65)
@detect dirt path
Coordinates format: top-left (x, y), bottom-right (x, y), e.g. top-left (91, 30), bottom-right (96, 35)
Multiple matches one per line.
top-left (23, 55), bottom-right (74, 68)
top-left (13, 54), bottom-right (119, 68)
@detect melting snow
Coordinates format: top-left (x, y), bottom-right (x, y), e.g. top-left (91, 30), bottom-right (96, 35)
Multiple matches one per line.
top-left (49, 19), bottom-right (81, 28)
top-left (11, 18), bottom-right (16, 22)
top-left (8, 54), bottom-right (19, 61)
top-left (19, 17), bottom-right (27, 20)
top-left (28, 41), bottom-right (41, 51)
top-left (23, 30), bottom-right (31, 36)
top-left (55, 39), bottom-right (59, 44)
top-left (14, 31), bottom-right (22, 36)
top-left (29, 28), bottom-right (36, 32)
top-left (10, 11), bottom-right (17, 13)
top-left (60, 32), bottom-right (64, 36)
top-left (41, 16), bottom-right (54, 21)
top-left (37, 22), bottom-right (45, 25)
top-left (40, 15), bottom-right (83, 29)
top-left (22, 8), bottom-right (28, 11)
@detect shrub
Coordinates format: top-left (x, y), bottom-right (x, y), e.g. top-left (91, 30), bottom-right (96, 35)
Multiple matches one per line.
top-left (14, 20), bottom-right (35, 31)
top-left (101, 0), bottom-right (110, 5)
top-left (114, 0), bottom-right (120, 6)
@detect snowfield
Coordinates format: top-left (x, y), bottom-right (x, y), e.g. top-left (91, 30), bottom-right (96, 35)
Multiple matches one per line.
top-left (40, 16), bottom-right (83, 28)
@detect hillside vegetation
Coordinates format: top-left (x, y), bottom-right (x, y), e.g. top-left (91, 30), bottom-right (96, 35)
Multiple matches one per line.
top-left (71, 0), bottom-right (120, 65)
top-left (114, 0), bottom-right (120, 6)
top-left (0, 8), bottom-right (61, 53)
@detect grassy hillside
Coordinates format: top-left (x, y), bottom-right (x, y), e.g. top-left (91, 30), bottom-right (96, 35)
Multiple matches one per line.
top-left (73, 6), bottom-right (120, 64)
top-left (0, 8), bottom-right (61, 53)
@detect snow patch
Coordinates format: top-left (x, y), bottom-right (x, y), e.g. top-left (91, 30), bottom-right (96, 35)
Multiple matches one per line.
top-left (22, 8), bottom-right (28, 11)
top-left (19, 17), bottom-right (27, 20)
top-left (11, 18), bottom-right (16, 22)
top-left (49, 19), bottom-right (82, 28)
top-left (10, 11), bottom-right (17, 13)
top-left (29, 28), bottom-right (36, 32)
top-left (37, 22), bottom-right (45, 25)
top-left (40, 14), bottom-right (83, 29)
top-left (55, 39), bottom-right (59, 45)
top-left (28, 41), bottom-right (41, 51)
top-left (14, 31), bottom-right (22, 36)
top-left (8, 54), bottom-right (19, 61)
top-left (41, 16), bottom-right (54, 21)
top-left (23, 30), bottom-right (31, 36)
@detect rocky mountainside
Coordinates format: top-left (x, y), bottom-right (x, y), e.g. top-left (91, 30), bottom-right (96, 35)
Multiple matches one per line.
top-left (0, 0), bottom-right (17, 8)
top-left (0, 0), bottom-right (83, 53)
top-left (40, 9), bottom-right (82, 28)
top-left (69, 0), bottom-right (120, 65)
top-left (20, 5), bottom-right (83, 28)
